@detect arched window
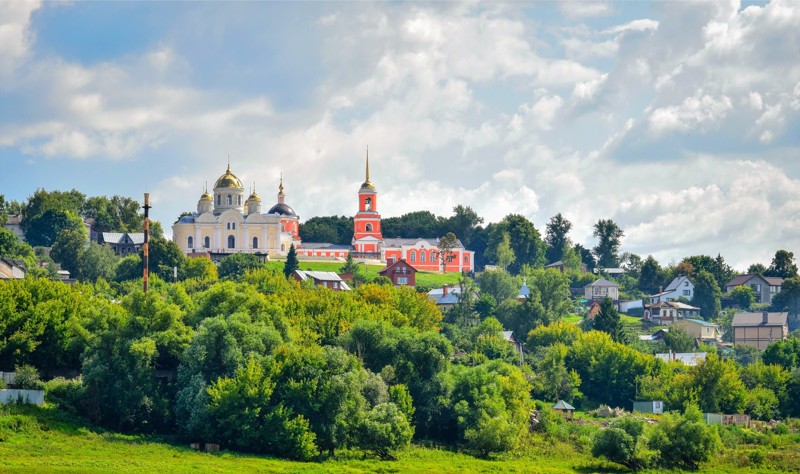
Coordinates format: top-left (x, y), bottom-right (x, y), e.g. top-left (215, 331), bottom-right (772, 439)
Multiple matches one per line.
top-left (366, 223), bottom-right (373, 232)
top-left (228, 235), bottom-right (235, 249)
top-left (232, 222), bottom-right (236, 230)
top-left (237, 195), bottom-right (242, 205)
top-left (216, 195), bottom-right (220, 206)
top-left (252, 236), bottom-right (258, 249)
top-left (227, 194), bottom-right (232, 205)
top-left (226, 223), bottom-right (230, 230)
top-left (420, 251), bottom-right (426, 263)
top-left (365, 197), bottom-right (372, 211)
top-left (187, 236), bottom-right (193, 249)
top-left (204, 236), bottom-right (210, 248)
top-left (281, 244), bottom-right (286, 252)
top-left (409, 251), bottom-right (416, 263)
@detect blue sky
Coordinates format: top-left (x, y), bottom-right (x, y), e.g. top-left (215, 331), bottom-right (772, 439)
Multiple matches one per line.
top-left (1, 1), bottom-right (799, 269)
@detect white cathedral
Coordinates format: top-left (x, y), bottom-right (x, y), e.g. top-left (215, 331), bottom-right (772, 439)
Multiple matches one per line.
top-left (171, 165), bottom-right (301, 257)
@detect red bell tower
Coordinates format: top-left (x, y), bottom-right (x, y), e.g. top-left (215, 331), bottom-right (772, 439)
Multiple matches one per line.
top-left (352, 149), bottom-right (382, 254)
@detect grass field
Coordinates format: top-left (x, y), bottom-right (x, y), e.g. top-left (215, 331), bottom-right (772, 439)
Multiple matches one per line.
top-left (263, 260), bottom-right (463, 288)
top-left (1, 405), bottom-right (797, 473)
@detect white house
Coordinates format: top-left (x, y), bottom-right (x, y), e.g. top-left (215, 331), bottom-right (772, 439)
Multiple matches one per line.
top-left (649, 275), bottom-right (694, 304)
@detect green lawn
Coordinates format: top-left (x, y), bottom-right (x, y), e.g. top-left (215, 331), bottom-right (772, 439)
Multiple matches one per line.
top-left (1, 406), bottom-right (796, 473)
top-left (263, 261), bottom-right (463, 288)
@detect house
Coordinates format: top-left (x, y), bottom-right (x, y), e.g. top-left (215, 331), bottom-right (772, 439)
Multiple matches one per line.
top-left (502, 331), bottom-right (524, 365)
top-left (552, 400), bottom-right (575, 419)
top-left (2, 215), bottom-right (24, 241)
top-left (544, 260), bottom-right (588, 273)
top-left (643, 301), bottom-right (701, 325)
top-left (100, 232), bottom-right (145, 256)
top-left (649, 275), bottom-right (694, 304)
top-left (595, 267), bottom-right (625, 277)
top-left (655, 351), bottom-right (707, 366)
top-left (378, 258), bottom-right (416, 287)
top-left (584, 279), bottom-right (619, 301)
top-left (672, 318), bottom-right (721, 342)
top-left (633, 400), bottom-right (664, 415)
top-left (517, 280), bottom-right (530, 302)
top-left (732, 311), bottom-right (789, 350)
top-left (427, 285), bottom-right (461, 311)
top-left (293, 270), bottom-right (351, 291)
top-left (725, 274), bottom-right (783, 305)
top-left (638, 328), bottom-right (670, 342)
top-left (0, 258), bottom-right (26, 280)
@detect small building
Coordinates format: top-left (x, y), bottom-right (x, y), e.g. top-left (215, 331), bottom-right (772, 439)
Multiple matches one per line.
top-left (517, 280), bottom-right (530, 302)
top-left (643, 301), bottom-right (701, 325)
top-left (428, 285), bottom-right (462, 311)
top-left (584, 279), bottom-right (620, 302)
top-left (655, 351), bottom-right (707, 366)
top-left (0, 258), bottom-right (26, 280)
top-left (633, 400), bottom-right (664, 415)
top-left (639, 328), bottom-right (670, 342)
top-left (595, 267), bottom-right (625, 277)
top-left (544, 260), bottom-right (588, 273)
top-left (100, 232), bottom-right (145, 256)
top-left (672, 318), bottom-right (721, 342)
top-left (726, 274), bottom-right (783, 305)
top-left (378, 258), bottom-right (416, 287)
top-left (649, 275), bottom-right (694, 304)
top-left (732, 311), bottom-right (789, 350)
top-left (552, 400), bottom-right (575, 419)
top-left (293, 270), bottom-right (351, 291)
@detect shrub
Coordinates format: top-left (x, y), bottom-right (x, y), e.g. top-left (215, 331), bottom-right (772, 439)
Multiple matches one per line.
top-left (648, 405), bottom-right (722, 470)
top-left (13, 365), bottom-right (43, 390)
top-left (356, 403), bottom-right (413, 459)
top-left (44, 377), bottom-right (86, 414)
top-left (592, 428), bottom-right (638, 469)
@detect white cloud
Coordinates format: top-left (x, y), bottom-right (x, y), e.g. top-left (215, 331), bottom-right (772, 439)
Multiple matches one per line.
top-left (559, 2), bottom-right (613, 19)
top-left (648, 92), bottom-right (733, 136)
top-left (0, 1), bottom-right (41, 79)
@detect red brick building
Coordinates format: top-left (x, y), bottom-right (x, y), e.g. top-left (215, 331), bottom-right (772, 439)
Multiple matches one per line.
top-left (378, 258), bottom-right (417, 287)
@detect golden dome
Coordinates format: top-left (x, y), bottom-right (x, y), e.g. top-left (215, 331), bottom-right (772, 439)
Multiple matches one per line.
top-left (360, 151), bottom-right (376, 191)
top-left (247, 191), bottom-right (262, 202)
top-left (200, 191), bottom-right (213, 202)
top-left (214, 164), bottom-right (244, 189)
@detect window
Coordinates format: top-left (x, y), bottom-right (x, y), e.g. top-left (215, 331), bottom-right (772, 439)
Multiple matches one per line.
top-left (226, 223), bottom-right (230, 230)
top-left (237, 196), bottom-right (242, 205)
top-left (684, 281), bottom-right (689, 286)
top-left (430, 251), bottom-right (437, 262)
top-left (204, 236), bottom-right (210, 248)
top-left (365, 197), bottom-right (372, 211)
top-left (216, 195), bottom-right (220, 206)
top-left (232, 222), bottom-right (236, 230)
top-left (187, 236), bottom-right (193, 249)
top-left (420, 252), bottom-right (426, 263)
top-left (464, 254), bottom-right (469, 262)
top-left (366, 223), bottom-right (373, 232)
top-left (683, 290), bottom-right (690, 296)
top-left (252, 236), bottom-right (258, 249)
top-left (281, 244), bottom-right (286, 252)
top-left (410, 252), bottom-right (416, 262)
top-left (228, 235), bottom-right (235, 249)
top-left (397, 277), bottom-right (408, 285)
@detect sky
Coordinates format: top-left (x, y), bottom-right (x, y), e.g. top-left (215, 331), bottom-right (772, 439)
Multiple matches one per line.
top-left (1, 1), bottom-right (799, 271)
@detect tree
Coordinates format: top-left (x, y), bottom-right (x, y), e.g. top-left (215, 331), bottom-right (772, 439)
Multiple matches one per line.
top-left (692, 270), bottom-right (722, 320)
top-left (0, 227), bottom-right (36, 266)
top-left (665, 326), bottom-right (696, 352)
top-left (771, 276), bottom-right (800, 316)
top-left (729, 285), bottom-right (755, 309)
top-left (180, 256), bottom-right (218, 281)
top-left (478, 270), bottom-right (518, 304)
top-left (493, 232), bottom-right (515, 272)
top-left (561, 243), bottom-right (582, 273)
top-left (592, 297), bottom-right (625, 343)
top-left (437, 232), bottom-right (459, 272)
top-left (355, 403), bottom-right (413, 459)
top-left (50, 228), bottom-right (87, 277)
top-left (445, 205), bottom-right (483, 248)
top-left (648, 405), bottom-right (721, 470)
top-left (766, 250), bottom-right (798, 279)
top-left (23, 209), bottom-right (86, 247)
top-left (146, 237), bottom-right (185, 281)
top-left (620, 252), bottom-right (643, 280)
top-left (592, 422), bottom-right (641, 470)
top-left (284, 243), bottom-right (299, 278)
top-left (218, 253), bottom-right (263, 280)
top-left (340, 252), bottom-right (367, 287)
top-left (544, 213), bottom-right (572, 264)
top-left (485, 215), bottom-right (545, 274)
top-left (83, 195), bottom-right (143, 233)
top-left (681, 254), bottom-right (735, 290)
top-left (592, 219), bottom-right (624, 268)
top-left (299, 215), bottom-right (353, 245)
top-left (78, 241), bottom-right (118, 282)
top-left (639, 255), bottom-right (663, 293)
top-left (574, 243), bottom-right (596, 271)
top-left (748, 263), bottom-right (768, 275)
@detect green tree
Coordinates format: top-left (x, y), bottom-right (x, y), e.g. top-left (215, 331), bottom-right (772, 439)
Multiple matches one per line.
top-left (592, 219), bottom-right (624, 268)
top-left (83, 195), bottom-right (143, 233)
top-left (180, 256), bottom-right (218, 281)
top-left (592, 297), bottom-right (625, 343)
top-left (218, 253), bottom-right (263, 279)
top-left (0, 227), bottom-right (36, 267)
top-left (77, 241), bottom-right (118, 282)
top-left (639, 255), bottom-right (663, 293)
top-left (478, 270), bottom-right (518, 304)
top-left (648, 405), bottom-right (721, 470)
top-left (544, 213), bottom-right (572, 264)
top-left (665, 326), bottom-right (696, 353)
top-left (748, 263), bottom-right (768, 275)
top-left (340, 252), bottom-right (366, 287)
top-left (50, 228), bottom-right (87, 278)
top-left (771, 276), bottom-right (800, 316)
top-left (24, 209), bottom-right (86, 247)
top-left (445, 205), bottom-right (483, 248)
top-left (284, 243), bottom-right (299, 278)
top-left (493, 232), bottom-right (515, 272)
top-left (729, 285), bottom-right (755, 309)
top-left (299, 216), bottom-right (353, 245)
top-left (437, 232), bottom-right (459, 272)
top-left (765, 250), bottom-right (798, 279)
top-left (533, 343), bottom-right (582, 403)
top-left (692, 270), bottom-right (722, 319)
top-left (146, 237), bottom-right (185, 281)
top-left (592, 424), bottom-right (641, 470)
top-left (355, 403), bottom-right (413, 459)
top-left (382, 211), bottom-right (442, 239)
top-left (486, 214), bottom-right (545, 274)
top-left (691, 353), bottom-right (746, 414)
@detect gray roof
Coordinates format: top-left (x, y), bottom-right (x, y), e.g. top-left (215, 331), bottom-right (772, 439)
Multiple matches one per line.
top-left (552, 400), bottom-right (575, 410)
top-left (544, 260), bottom-right (563, 268)
top-left (665, 275), bottom-right (691, 292)
top-left (102, 232), bottom-right (145, 245)
top-left (432, 292), bottom-right (459, 305)
top-left (586, 278), bottom-right (619, 288)
top-left (732, 312), bottom-right (788, 327)
top-left (381, 237), bottom-right (465, 249)
top-left (427, 286), bottom-right (462, 297)
top-left (655, 352), bottom-right (707, 366)
top-left (294, 270), bottom-right (351, 290)
top-left (727, 274), bottom-right (783, 287)
top-left (518, 282), bottom-right (530, 298)
top-left (502, 331), bottom-right (516, 343)
top-left (681, 318), bottom-right (718, 328)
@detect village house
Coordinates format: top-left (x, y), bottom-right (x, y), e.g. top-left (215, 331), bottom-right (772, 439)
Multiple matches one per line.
top-left (293, 270), bottom-right (351, 291)
top-left (100, 232), bottom-right (145, 256)
top-left (643, 301), bottom-right (701, 325)
top-left (428, 285), bottom-right (461, 311)
top-left (672, 318), bottom-right (721, 342)
top-left (0, 258), bottom-right (26, 280)
top-left (732, 311), bottom-right (789, 350)
top-left (725, 274), bottom-right (783, 305)
top-left (584, 279), bottom-right (619, 302)
top-left (378, 258), bottom-right (416, 287)
top-left (649, 275), bottom-right (694, 304)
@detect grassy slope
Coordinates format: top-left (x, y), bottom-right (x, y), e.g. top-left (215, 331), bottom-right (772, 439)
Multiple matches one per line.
top-left (2, 406), bottom-right (797, 474)
top-left (263, 261), bottom-right (463, 288)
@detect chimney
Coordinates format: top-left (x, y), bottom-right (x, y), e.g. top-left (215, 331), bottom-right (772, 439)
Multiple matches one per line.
top-left (387, 257), bottom-right (395, 266)
top-left (442, 285), bottom-right (449, 296)
top-left (659, 286), bottom-right (663, 293)
top-left (763, 311), bottom-right (769, 324)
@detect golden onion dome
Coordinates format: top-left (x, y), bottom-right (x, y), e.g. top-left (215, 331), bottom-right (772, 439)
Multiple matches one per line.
top-left (200, 191), bottom-right (213, 202)
top-left (247, 191), bottom-right (262, 202)
top-left (214, 164), bottom-right (244, 189)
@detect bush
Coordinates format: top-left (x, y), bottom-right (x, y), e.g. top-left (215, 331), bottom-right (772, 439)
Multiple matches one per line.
top-left (356, 403), bottom-right (413, 459)
top-left (648, 405), bottom-right (722, 470)
top-left (13, 365), bottom-right (43, 390)
top-left (592, 428), bottom-right (637, 469)
top-left (44, 377), bottom-right (86, 414)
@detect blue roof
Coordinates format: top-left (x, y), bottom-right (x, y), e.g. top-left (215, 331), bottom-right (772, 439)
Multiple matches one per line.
top-left (518, 283), bottom-right (530, 298)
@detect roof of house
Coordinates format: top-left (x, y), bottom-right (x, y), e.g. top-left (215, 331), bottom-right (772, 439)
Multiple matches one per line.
top-left (432, 293), bottom-right (459, 305)
top-left (680, 318), bottom-right (718, 327)
top-left (381, 237), bottom-right (466, 249)
top-left (428, 286), bottom-right (462, 297)
top-left (552, 400), bottom-right (575, 410)
top-left (544, 260), bottom-right (564, 268)
top-left (646, 301), bottom-right (700, 311)
top-left (5, 215), bottom-right (22, 225)
top-left (379, 258), bottom-right (417, 275)
top-left (0, 258), bottom-right (26, 280)
top-left (732, 312), bottom-right (788, 327)
top-left (586, 278), bottom-right (619, 288)
top-left (655, 352), bottom-right (707, 366)
top-left (102, 232), bottom-right (145, 245)
top-left (598, 267), bottom-right (625, 274)
top-left (518, 281), bottom-right (530, 298)
top-left (294, 270), bottom-right (351, 290)
top-left (665, 275), bottom-right (692, 292)
top-left (726, 274), bottom-right (784, 287)
top-left (502, 331), bottom-right (517, 343)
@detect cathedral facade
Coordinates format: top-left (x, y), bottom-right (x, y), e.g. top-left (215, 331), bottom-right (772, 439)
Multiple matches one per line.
top-left (172, 165), bottom-right (300, 256)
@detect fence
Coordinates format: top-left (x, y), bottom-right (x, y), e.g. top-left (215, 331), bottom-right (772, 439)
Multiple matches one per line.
top-left (0, 389), bottom-right (45, 405)
top-left (0, 372), bottom-right (15, 385)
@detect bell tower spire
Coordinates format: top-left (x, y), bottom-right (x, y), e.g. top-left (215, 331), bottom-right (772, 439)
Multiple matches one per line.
top-left (278, 173), bottom-right (285, 204)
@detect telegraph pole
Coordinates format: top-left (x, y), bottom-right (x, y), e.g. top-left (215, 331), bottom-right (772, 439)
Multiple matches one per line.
top-left (143, 193), bottom-right (151, 292)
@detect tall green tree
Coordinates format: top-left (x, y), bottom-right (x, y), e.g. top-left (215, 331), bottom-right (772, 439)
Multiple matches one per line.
top-left (544, 213), bottom-right (572, 264)
top-left (639, 255), bottom-right (663, 293)
top-left (299, 216), bottom-right (353, 245)
top-left (771, 276), bottom-right (800, 316)
top-left (486, 214), bottom-right (545, 274)
top-left (382, 211), bottom-right (442, 239)
top-left (218, 253), bottom-right (263, 279)
top-left (437, 232), bottom-right (459, 272)
top-left (692, 270), bottom-right (722, 320)
top-left (592, 297), bottom-right (625, 343)
top-left (747, 263), bottom-right (768, 275)
top-left (284, 243), bottom-right (299, 278)
top-left (78, 241), bottom-right (118, 282)
top-left (23, 209), bottom-right (86, 247)
top-left (50, 228), bottom-right (87, 277)
top-left (592, 219), bottom-right (624, 268)
top-left (766, 250), bottom-right (798, 279)
top-left (444, 205), bottom-right (483, 248)
top-left (340, 252), bottom-right (366, 287)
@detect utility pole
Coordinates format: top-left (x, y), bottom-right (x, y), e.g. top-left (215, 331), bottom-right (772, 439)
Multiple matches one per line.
top-left (143, 193), bottom-right (151, 292)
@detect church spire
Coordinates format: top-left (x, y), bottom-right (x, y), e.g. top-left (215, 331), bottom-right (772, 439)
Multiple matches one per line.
top-left (278, 173), bottom-right (285, 204)
top-left (360, 147), bottom-right (375, 191)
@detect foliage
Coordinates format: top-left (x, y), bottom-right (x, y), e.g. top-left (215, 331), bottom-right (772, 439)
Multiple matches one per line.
top-left (13, 364), bottom-right (43, 390)
top-left (0, 228), bottom-right (36, 267)
top-left (526, 322), bottom-right (581, 350)
top-left (485, 214), bottom-right (545, 274)
top-left (382, 211), bottom-right (441, 239)
top-left (664, 326), bottom-right (696, 353)
top-left (530, 343), bottom-right (582, 404)
top-left (445, 205), bottom-right (484, 248)
top-left (340, 252), bottom-right (367, 287)
top-left (762, 335), bottom-right (800, 370)
top-left (82, 195), bottom-right (143, 233)
top-left (23, 209), bottom-right (86, 248)
top-left (50, 228), bottom-right (87, 277)
top-left (299, 215), bottom-right (353, 245)
top-left (765, 250), bottom-right (798, 279)
top-left (692, 270), bottom-right (722, 319)
top-left (284, 243), bottom-right (299, 278)
top-left (218, 253), bottom-right (263, 279)
top-left (356, 402), bottom-right (413, 459)
top-left (648, 405), bottom-right (722, 470)
top-left (639, 255), bottom-right (664, 293)
top-left (592, 219), bottom-right (623, 268)
top-left (544, 213), bottom-right (572, 264)
top-left (729, 285), bottom-right (755, 310)
top-left (146, 237), bottom-right (185, 282)
top-left (592, 427), bottom-right (639, 470)
top-left (771, 276), bottom-right (800, 316)
top-left (180, 256), bottom-right (218, 281)
top-left (437, 232), bottom-right (459, 271)
top-left (591, 297), bottom-right (625, 343)
top-left (478, 270), bottom-right (518, 304)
